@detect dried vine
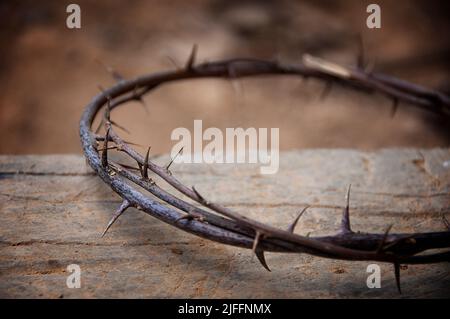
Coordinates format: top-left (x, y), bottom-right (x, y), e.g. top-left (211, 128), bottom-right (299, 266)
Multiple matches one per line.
top-left (80, 47), bottom-right (450, 293)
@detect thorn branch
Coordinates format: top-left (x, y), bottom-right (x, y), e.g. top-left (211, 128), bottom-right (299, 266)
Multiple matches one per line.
top-left (96, 59), bottom-right (125, 82)
top-left (394, 263), bottom-right (402, 294)
top-left (390, 98), bottom-right (399, 118)
top-left (340, 184), bottom-right (352, 234)
top-left (185, 44), bottom-right (198, 70)
top-left (101, 128), bottom-right (110, 168)
top-left (442, 215), bottom-right (450, 231)
top-left (192, 186), bottom-right (207, 205)
top-left (376, 224), bottom-right (393, 254)
top-left (252, 231), bottom-right (262, 255)
top-left (255, 248), bottom-right (271, 272)
top-left (101, 200), bottom-right (131, 237)
top-left (166, 147), bottom-right (184, 171)
top-left (142, 147), bottom-right (151, 179)
top-left (287, 206), bottom-right (309, 233)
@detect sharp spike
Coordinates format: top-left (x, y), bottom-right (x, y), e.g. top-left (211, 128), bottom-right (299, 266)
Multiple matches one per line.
top-left (287, 206), bottom-right (309, 233)
top-left (227, 65), bottom-right (244, 101)
top-left (192, 186), bottom-right (206, 204)
top-left (252, 231), bottom-right (262, 254)
top-left (97, 86), bottom-right (112, 121)
top-left (320, 81), bottom-right (333, 100)
top-left (255, 248), bottom-right (271, 272)
top-left (101, 128), bottom-right (110, 168)
top-left (185, 44), bottom-right (198, 70)
top-left (251, 231), bottom-right (261, 264)
top-left (165, 55), bottom-right (181, 69)
top-left (340, 184), bottom-right (352, 234)
top-left (364, 59), bottom-right (375, 74)
top-left (382, 234), bottom-right (415, 252)
top-left (138, 98), bottom-right (149, 114)
top-left (110, 120), bottom-right (130, 134)
top-left (96, 59), bottom-right (125, 82)
top-left (132, 86), bottom-right (149, 114)
top-left (394, 263), bottom-right (402, 294)
top-left (442, 215), bottom-right (450, 231)
top-left (137, 162), bottom-right (143, 177)
top-left (97, 84), bottom-right (106, 93)
top-left (94, 118), bottom-right (105, 134)
top-left (390, 98), bottom-right (399, 118)
top-left (376, 224), bottom-right (393, 253)
top-left (142, 147), bottom-right (151, 179)
top-left (101, 200), bottom-right (131, 237)
top-left (104, 100), bottom-right (111, 122)
top-left (166, 147), bottom-right (184, 171)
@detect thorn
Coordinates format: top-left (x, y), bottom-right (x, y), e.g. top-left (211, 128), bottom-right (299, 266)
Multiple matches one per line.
top-left (165, 55), bottom-right (181, 70)
top-left (94, 118), bottom-right (105, 134)
top-left (101, 200), bottom-right (131, 237)
top-left (142, 147), bottom-right (151, 179)
top-left (320, 81), bottom-right (333, 100)
top-left (132, 86), bottom-right (149, 114)
top-left (185, 44), bottom-right (198, 70)
top-left (138, 162), bottom-right (144, 178)
top-left (97, 84), bottom-right (106, 93)
top-left (227, 65), bottom-right (244, 100)
top-left (390, 98), bottom-right (399, 118)
top-left (442, 215), bottom-right (450, 231)
top-left (97, 86), bottom-right (113, 108)
top-left (192, 186), bottom-right (207, 204)
top-left (255, 248), bottom-right (271, 272)
top-left (376, 224), bottom-right (393, 253)
top-left (394, 263), bottom-right (402, 294)
top-left (166, 147), bottom-right (184, 171)
top-left (104, 101), bottom-right (112, 123)
top-left (340, 184), bottom-right (352, 234)
top-left (287, 206), bottom-right (309, 233)
top-left (417, 150), bottom-right (425, 162)
top-left (252, 231), bottom-right (262, 256)
top-left (230, 79), bottom-right (244, 102)
top-left (110, 120), bottom-right (130, 134)
top-left (382, 234), bottom-right (415, 252)
top-left (101, 128), bottom-right (110, 168)
top-left (364, 59), bottom-right (376, 74)
top-left (96, 59), bottom-right (125, 82)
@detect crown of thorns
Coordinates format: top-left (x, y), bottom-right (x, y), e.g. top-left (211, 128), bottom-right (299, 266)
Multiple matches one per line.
top-left (80, 45), bottom-right (450, 293)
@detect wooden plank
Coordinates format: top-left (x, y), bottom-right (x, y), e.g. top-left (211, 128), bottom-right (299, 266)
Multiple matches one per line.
top-left (0, 150), bottom-right (449, 298)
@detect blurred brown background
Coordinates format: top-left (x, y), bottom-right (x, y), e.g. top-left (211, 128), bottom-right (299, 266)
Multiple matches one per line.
top-left (0, 0), bottom-right (449, 155)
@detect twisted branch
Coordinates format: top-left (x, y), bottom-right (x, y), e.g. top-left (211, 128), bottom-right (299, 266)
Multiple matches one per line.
top-left (80, 50), bottom-right (450, 293)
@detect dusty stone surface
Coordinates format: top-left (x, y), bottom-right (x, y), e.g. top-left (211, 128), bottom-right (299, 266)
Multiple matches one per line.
top-left (0, 150), bottom-right (449, 298)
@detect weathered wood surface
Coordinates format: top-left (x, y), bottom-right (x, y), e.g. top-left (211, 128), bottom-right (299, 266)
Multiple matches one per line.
top-left (0, 150), bottom-right (449, 298)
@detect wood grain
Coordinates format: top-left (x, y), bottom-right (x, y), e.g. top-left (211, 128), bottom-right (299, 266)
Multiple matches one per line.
top-left (0, 150), bottom-right (449, 298)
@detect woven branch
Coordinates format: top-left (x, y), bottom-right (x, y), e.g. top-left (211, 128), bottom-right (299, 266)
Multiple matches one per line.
top-left (80, 49), bottom-right (450, 293)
